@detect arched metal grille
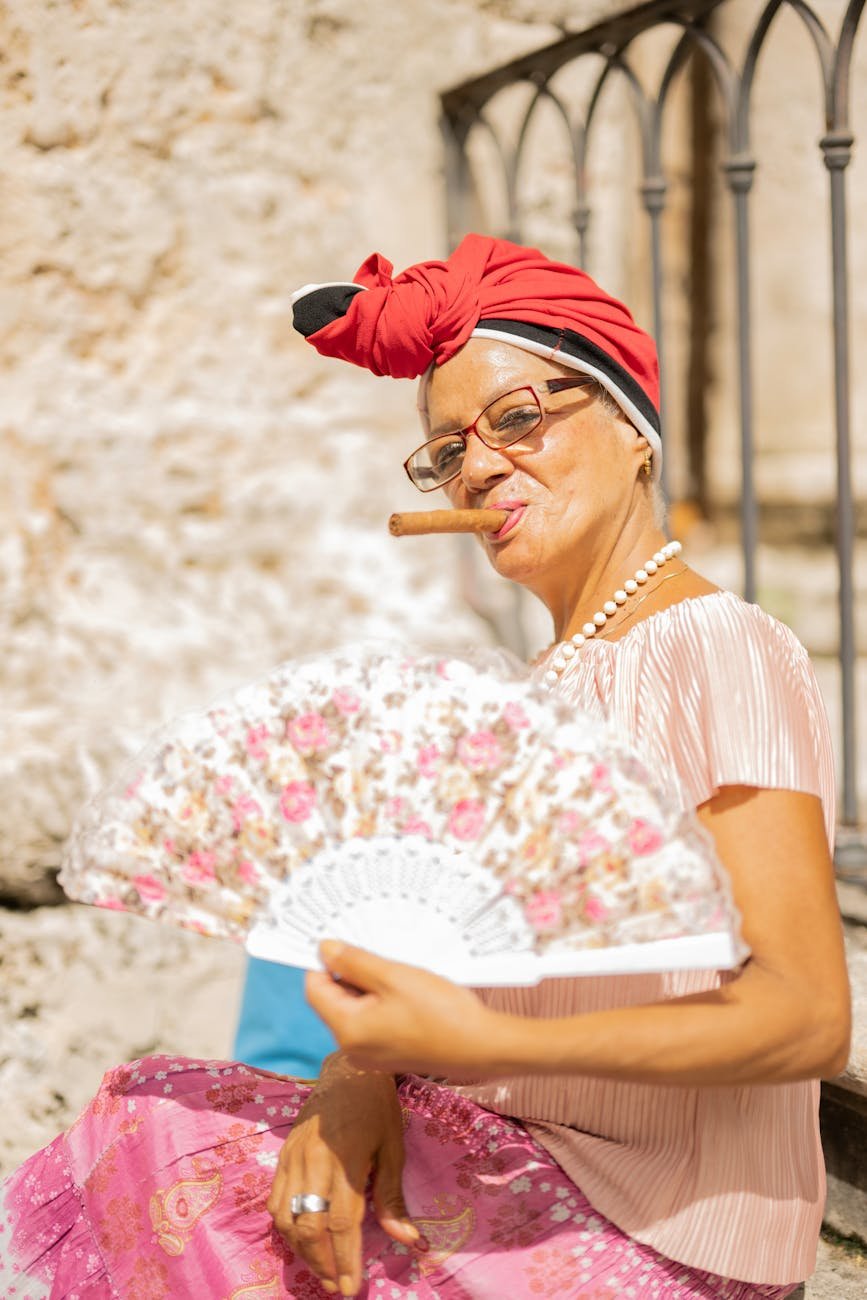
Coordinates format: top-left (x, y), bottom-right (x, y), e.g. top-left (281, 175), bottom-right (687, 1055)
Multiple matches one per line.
top-left (440, 0), bottom-right (865, 867)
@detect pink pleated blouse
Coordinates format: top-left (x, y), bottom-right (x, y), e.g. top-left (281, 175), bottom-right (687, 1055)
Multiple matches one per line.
top-left (452, 591), bottom-right (836, 1286)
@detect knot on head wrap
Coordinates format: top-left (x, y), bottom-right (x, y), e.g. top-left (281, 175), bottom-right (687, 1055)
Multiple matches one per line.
top-left (292, 233), bottom-right (662, 467)
top-left (293, 248), bottom-right (483, 380)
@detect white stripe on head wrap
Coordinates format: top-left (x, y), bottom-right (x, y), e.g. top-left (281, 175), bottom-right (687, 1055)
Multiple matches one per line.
top-left (415, 328), bottom-right (663, 483)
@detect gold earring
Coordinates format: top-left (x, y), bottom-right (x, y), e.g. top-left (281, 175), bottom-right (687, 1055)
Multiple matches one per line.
top-left (643, 450), bottom-right (652, 477)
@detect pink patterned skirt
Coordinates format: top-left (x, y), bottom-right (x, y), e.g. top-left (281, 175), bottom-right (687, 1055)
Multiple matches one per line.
top-left (0, 1056), bottom-right (797, 1299)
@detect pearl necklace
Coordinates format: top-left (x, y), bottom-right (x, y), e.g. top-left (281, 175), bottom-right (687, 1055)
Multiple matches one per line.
top-left (542, 540), bottom-right (683, 688)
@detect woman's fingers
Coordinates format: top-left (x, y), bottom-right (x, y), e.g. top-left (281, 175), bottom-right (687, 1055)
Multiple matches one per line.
top-left (325, 1182), bottom-right (366, 1296)
top-left (292, 1208), bottom-right (339, 1293)
top-left (372, 1129), bottom-right (428, 1251)
top-left (318, 941), bottom-right (395, 993)
top-left (268, 1146), bottom-right (339, 1288)
top-left (267, 1131), bottom-right (373, 1295)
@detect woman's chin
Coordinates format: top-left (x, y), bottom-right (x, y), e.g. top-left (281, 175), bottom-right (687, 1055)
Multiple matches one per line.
top-left (481, 537), bottom-right (541, 585)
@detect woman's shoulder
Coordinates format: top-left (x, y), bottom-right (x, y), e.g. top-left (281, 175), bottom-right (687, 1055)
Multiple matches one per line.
top-left (628, 587), bottom-right (811, 669)
top-left (616, 588), bottom-right (824, 729)
top-left (618, 588), bottom-right (834, 827)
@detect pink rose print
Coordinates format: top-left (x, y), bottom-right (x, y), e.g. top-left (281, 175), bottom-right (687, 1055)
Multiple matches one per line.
top-left (402, 816), bottom-right (433, 838)
top-left (209, 708), bottom-right (232, 736)
top-left (503, 702), bottom-right (531, 730)
top-left (287, 713), bottom-right (332, 754)
top-left (628, 818), bottom-right (664, 855)
top-left (557, 810), bottom-right (582, 835)
top-left (245, 725), bottom-right (270, 761)
top-left (231, 794), bottom-right (263, 832)
top-left (583, 895), bottom-right (608, 922)
top-left (95, 896), bottom-right (125, 911)
top-left (577, 830), bottom-right (610, 866)
top-left (331, 688), bottom-right (361, 716)
top-left (417, 744), bottom-right (441, 778)
top-left (183, 850), bottom-right (217, 885)
top-left (590, 762), bottom-right (612, 794)
top-left (280, 780), bottom-right (317, 823)
top-left (385, 797), bottom-right (404, 820)
top-left (380, 730), bottom-right (402, 754)
top-left (525, 891), bottom-right (562, 931)
top-left (214, 774), bottom-right (234, 796)
top-left (448, 799), bottom-right (486, 841)
top-left (134, 874), bottom-right (167, 903)
top-left (163, 837), bottom-right (178, 856)
top-left (124, 774), bottom-right (143, 800)
top-left (237, 859), bottom-right (260, 885)
top-left (456, 730), bottom-right (502, 773)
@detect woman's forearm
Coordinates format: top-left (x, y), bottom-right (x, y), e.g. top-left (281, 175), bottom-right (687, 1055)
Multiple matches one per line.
top-left (484, 961), bottom-right (850, 1087)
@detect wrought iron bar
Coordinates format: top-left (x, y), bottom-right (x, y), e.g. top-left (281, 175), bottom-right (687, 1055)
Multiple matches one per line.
top-left (824, 0), bottom-right (867, 838)
top-left (724, 159), bottom-right (759, 604)
top-left (823, 135), bottom-right (857, 829)
top-left (642, 175), bottom-right (670, 504)
top-left (440, 0), bottom-right (725, 120)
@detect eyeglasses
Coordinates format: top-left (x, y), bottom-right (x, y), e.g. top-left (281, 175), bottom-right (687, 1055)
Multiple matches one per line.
top-left (404, 377), bottom-right (597, 492)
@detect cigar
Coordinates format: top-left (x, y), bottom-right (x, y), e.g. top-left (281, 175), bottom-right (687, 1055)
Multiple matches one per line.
top-left (388, 509), bottom-right (509, 537)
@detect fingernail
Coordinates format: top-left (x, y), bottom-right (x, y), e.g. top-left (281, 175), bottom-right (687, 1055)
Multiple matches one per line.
top-left (338, 1276), bottom-right (355, 1297)
top-left (415, 1233), bottom-right (430, 1252)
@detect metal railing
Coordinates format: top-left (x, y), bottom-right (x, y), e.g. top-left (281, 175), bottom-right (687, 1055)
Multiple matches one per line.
top-left (440, 0), bottom-right (865, 868)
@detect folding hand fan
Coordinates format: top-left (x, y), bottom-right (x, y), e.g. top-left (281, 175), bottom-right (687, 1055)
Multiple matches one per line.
top-left (60, 645), bottom-right (747, 986)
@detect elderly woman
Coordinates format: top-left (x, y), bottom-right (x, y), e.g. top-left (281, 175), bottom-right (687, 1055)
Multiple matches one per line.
top-left (0, 236), bottom-right (850, 1300)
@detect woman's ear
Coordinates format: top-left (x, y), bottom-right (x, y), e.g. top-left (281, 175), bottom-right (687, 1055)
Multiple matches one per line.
top-left (631, 433), bottom-right (652, 477)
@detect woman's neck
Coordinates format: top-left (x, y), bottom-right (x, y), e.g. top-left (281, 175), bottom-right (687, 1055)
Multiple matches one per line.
top-left (543, 525), bottom-right (670, 643)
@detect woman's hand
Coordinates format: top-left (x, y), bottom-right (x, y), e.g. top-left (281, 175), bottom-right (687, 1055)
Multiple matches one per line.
top-left (306, 942), bottom-right (499, 1076)
top-left (267, 1054), bottom-right (425, 1296)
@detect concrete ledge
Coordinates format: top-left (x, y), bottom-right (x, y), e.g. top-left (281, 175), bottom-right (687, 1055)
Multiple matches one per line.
top-left (821, 1083), bottom-right (867, 1242)
top-left (836, 895), bottom-right (867, 1100)
top-left (822, 904), bottom-right (867, 1241)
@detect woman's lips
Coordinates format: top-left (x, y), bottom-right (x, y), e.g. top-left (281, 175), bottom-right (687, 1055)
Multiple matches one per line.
top-left (487, 504), bottom-right (527, 541)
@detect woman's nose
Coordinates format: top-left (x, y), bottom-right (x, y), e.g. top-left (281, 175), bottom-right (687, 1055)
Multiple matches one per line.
top-left (459, 432), bottom-right (513, 493)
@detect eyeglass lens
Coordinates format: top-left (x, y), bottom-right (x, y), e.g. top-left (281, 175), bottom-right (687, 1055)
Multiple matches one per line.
top-left (407, 387), bottom-right (542, 490)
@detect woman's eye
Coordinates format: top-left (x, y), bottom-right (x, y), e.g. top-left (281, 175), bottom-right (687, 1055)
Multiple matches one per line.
top-left (493, 407), bottom-right (539, 435)
top-left (431, 439), bottom-right (465, 472)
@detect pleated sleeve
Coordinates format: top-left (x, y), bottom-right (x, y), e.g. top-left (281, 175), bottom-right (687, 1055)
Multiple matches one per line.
top-left (624, 595), bottom-right (836, 843)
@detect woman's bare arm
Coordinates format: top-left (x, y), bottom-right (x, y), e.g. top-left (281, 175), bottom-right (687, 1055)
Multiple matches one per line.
top-left (491, 788), bottom-right (851, 1085)
top-left (308, 788), bottom-right (851, 1087)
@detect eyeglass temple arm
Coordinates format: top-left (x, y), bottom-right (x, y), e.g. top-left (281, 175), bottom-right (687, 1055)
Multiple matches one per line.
top-left (544, 376), bottom-right (596, 394)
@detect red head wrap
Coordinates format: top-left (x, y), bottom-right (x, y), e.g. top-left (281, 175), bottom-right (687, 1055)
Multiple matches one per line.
top-left (292, 233), bottom-right (661, 466)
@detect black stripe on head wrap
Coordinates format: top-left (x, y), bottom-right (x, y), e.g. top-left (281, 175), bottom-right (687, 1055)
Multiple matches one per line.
top-left (292, 284), bottom-right (364, 338)
top-left (476, 318), bottom-right (662, 438)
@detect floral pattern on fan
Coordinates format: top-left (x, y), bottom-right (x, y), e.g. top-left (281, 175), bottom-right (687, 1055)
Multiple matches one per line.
top-left (60, 644), bottom-right (747, 983)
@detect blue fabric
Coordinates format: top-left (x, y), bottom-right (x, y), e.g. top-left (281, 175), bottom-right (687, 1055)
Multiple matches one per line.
top-left (233, 957), bottom-right (335, 1077)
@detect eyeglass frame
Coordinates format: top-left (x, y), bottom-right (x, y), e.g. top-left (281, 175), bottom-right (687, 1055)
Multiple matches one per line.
top-left (404, 376), bottom-right (599, 492)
